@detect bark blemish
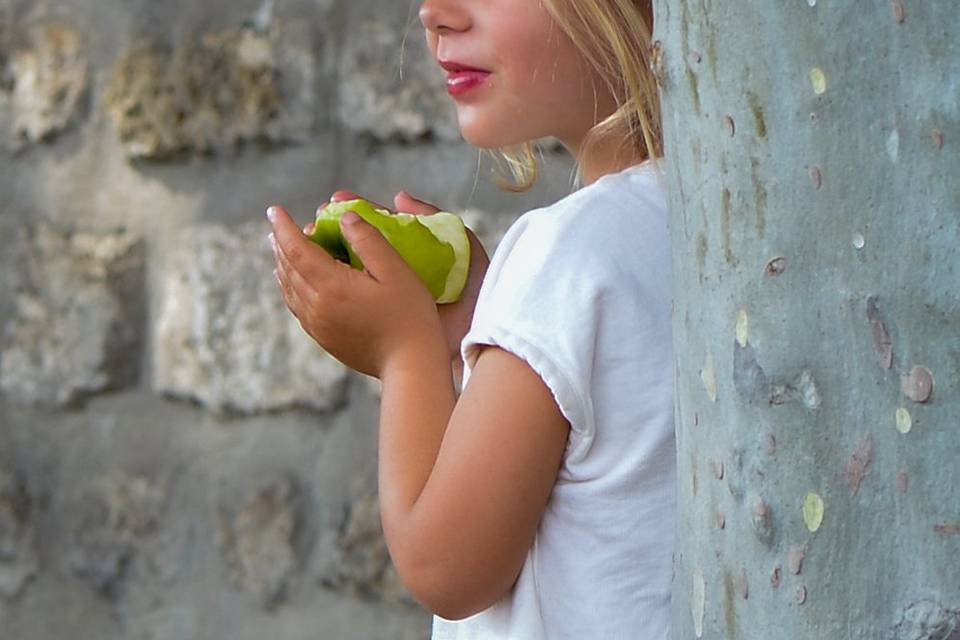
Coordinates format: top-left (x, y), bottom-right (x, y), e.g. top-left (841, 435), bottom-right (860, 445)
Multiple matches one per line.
top-left (764, 433), bottom-right (777, 455)
top-left (735, 309), bottom-right (749, 347)
top-left (866, 296), bottom-right (894, 369)
top-left (891, 0), bottom-right (905, 23)
top-left (843, 433), bottom-right (874, 496)
top-left (691, 451), bottom-right (699, 496)
top-left (723, 570), bottom-right (737, 638)
top-left (746, 91), bottom-right (767, 138)
top-left (934, 523), bottom-right (960, 535)
top-left (888, 127), bottom-right (901, 163)
top-left (697, 233), bottom-right (708, 282)
top-left (891, 598), bottom-right (960, 639)
top-left (764, 257), bottom-right (786, 277)
top-left (770, 565), bottom-right (782, 588)
top-left (794, 585), bottom-right (808, 605)
top-left (701, 352), bottom-right (718, 402)
top-left (788, 544), bottom-right (808, 575)
top-left (770, 369), bottom-right (821, 410)
top-left (901, 365), bottom-right (934, 403)
top-left (750, 157), bottom-right (767, 234)
top-left (895, 470), bottom-right (909, 493)
top-left (723, 114), bottom-right (736, 137)
top-left (932, 128), bottom-right (944, 150)
top-left (750, 496), bottom-right (773, 543)
top-left (733, 342), bottom-right (769, 405)
top-left (738, 569), bottom-right (749, 600)
top-left (809, 165), bottom-right (823, 189)
top-left (710, 458), bottom-right (725, 480)
top-left (721, 188), bottom-right (738, 266)
top-left (715, 510), bottom-right (726, 529)
top-left (686, 65), bottom-right (702, 116)
top-left (853, 232), bottom-right (866, 249)
top-left (693, 567), bottom-right (706, 638)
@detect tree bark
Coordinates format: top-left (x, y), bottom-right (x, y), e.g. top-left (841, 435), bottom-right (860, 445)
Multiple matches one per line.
top-left (654, 2), bottom-right (959, 638)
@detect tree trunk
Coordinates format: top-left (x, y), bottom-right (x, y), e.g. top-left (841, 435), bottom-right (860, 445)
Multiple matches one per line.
top-left (654, 2), bottom-right (959, 638)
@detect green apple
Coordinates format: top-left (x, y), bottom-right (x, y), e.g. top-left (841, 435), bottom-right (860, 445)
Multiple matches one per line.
top-left (308, 198), bottom-right (470, 304)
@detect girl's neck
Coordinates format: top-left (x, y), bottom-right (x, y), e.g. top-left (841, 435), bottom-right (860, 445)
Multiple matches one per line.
top-left (564, 132), bottom-right (644, 187)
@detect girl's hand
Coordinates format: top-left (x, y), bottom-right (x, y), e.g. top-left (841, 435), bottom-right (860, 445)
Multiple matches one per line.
top-left (318, 190), bottom-right (491, 367)
top-left (268, 204), bottom-right (444, 379)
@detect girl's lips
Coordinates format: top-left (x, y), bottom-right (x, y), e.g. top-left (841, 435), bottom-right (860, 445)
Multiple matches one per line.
top-left (446, 70), bottom-right (491, 97)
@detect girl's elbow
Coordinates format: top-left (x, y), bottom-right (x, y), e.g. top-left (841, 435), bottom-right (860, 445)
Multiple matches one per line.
top-left (393, 550), bottom-right (498, 621)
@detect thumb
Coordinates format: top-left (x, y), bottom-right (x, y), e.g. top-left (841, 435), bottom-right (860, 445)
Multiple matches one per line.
top-left (340, 211), bottom-right (407, 281)
top-left (394, 191), bottom-right (441, 216)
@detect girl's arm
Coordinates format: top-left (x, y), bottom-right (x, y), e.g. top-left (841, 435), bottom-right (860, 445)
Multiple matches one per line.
top-left (380, 342), bottom-right (569, 621)
top-left (267, 204), bottom-right (569, 619)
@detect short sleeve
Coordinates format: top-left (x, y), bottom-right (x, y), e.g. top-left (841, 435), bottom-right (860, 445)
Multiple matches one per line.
top-left (459, 211), bottom-right (607, 462)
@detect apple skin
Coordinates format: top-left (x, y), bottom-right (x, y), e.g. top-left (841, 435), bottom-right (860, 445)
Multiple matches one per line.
top-left (307, 198), bottom-right (467, 303)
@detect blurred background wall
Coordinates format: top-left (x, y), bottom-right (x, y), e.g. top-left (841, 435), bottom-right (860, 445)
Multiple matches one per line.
top-left (0, 0), bottom-right (577, 637)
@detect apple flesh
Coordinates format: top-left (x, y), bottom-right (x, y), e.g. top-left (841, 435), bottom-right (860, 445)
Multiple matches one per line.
top-left (308, 198), bottom-right (470, 304)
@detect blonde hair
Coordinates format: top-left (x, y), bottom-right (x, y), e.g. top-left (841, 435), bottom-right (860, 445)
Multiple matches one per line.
top-left (489, 0), bottom-right (662, 192)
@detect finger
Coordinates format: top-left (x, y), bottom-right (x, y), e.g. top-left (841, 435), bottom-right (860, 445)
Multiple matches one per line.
top-left (274, 259), bottom-right (303, 320)
top-left (331, 190), bottom-right (389, 212)
top-left (303, 221), bottom-right (315, 235)
top-left (274, 246), bottom-right (317, 323)
top-left (268, 205), bottom-right (339, 285)
top-left (393, 191), bottom-right (441, 215)
top-left (340, 211), bottom-right (409, 283)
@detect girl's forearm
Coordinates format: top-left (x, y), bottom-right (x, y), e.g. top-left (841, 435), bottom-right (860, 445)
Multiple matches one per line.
top-left (377, 336), bottom-right (458, 566)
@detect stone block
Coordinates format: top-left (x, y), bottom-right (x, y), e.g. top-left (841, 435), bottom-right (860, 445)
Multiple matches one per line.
top-left (104, 23), bottom-right (317, 160)
top-left (0, 224), bottom-right (145, 407)
top-left (68, 473), bottom-right (165, 600)
top-left (0, 21), bottom-right (89, 152)
top-left (217, 475), bottom-right (299, 610)
top-left (0, 470), bottom-right (38, 601)
top-left (313, 493), bottom-right (414, 606)
top-left (152, 221), bottom-right (350, 414)
top-left (338, 18), bottom-right (459, 143)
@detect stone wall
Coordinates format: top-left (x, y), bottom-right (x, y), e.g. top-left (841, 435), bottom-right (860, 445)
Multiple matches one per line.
top-left (0, 0), bottom-right (576, 638)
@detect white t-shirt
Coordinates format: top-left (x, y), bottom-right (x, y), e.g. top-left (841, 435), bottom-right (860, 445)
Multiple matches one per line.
top-left (432, 162), bottom-right (676, 640)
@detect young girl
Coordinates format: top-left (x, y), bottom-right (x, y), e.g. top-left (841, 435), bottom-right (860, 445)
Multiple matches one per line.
top-left (266, 0), bottom-right (674, 637)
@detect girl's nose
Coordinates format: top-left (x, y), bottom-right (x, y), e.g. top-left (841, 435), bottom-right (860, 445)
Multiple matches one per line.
top-left (419, 0), bottom-right (470, 34)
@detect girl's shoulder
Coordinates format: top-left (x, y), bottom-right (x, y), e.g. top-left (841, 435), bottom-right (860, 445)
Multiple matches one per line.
top-left (515, 161), bottom-right (668, 254)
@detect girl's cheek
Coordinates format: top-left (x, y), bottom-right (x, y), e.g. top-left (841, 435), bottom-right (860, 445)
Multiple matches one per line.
top-left (424, 31), bottom-right (438, 56)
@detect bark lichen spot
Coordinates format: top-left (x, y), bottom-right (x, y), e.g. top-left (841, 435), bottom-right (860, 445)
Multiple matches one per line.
top-left (810, 68), bottom-right (827, 95)
top-left (803, 492), bottom-right (824, 532)
top-left (895, 407), bottom-right (912, 434)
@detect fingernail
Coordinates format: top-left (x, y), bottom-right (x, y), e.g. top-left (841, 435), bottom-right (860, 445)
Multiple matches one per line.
top-left (266, 206), bottom-right (278, 222)
top-left (273, 268), bottom-right (280, 284)
top-left (268, 233), bottom-right (277, 251)
top-left (342, 211), bottom-right (361, 226)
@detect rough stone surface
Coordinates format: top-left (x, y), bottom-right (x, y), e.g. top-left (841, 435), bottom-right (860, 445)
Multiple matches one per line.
top-left (218, 475), bottom-right (299, 610)
top-left (338, 18), bottom-right (459, 142)
top-left (0, 2), bottom-right (578, 637)
top-left (314, 492), bottom-right (414, 606)
top-left (0, 21), bottom-right (89, 152)
top-left (153, 220), bottom-right (351, 414)
top-left (0, 470), bottom-right (38, 601)
top-left (0, 223), bottom-right (145, 407)
top-left (68, 473), bottom-right (165, 600)
top-left (104, 23), bottom-right (317, 160)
